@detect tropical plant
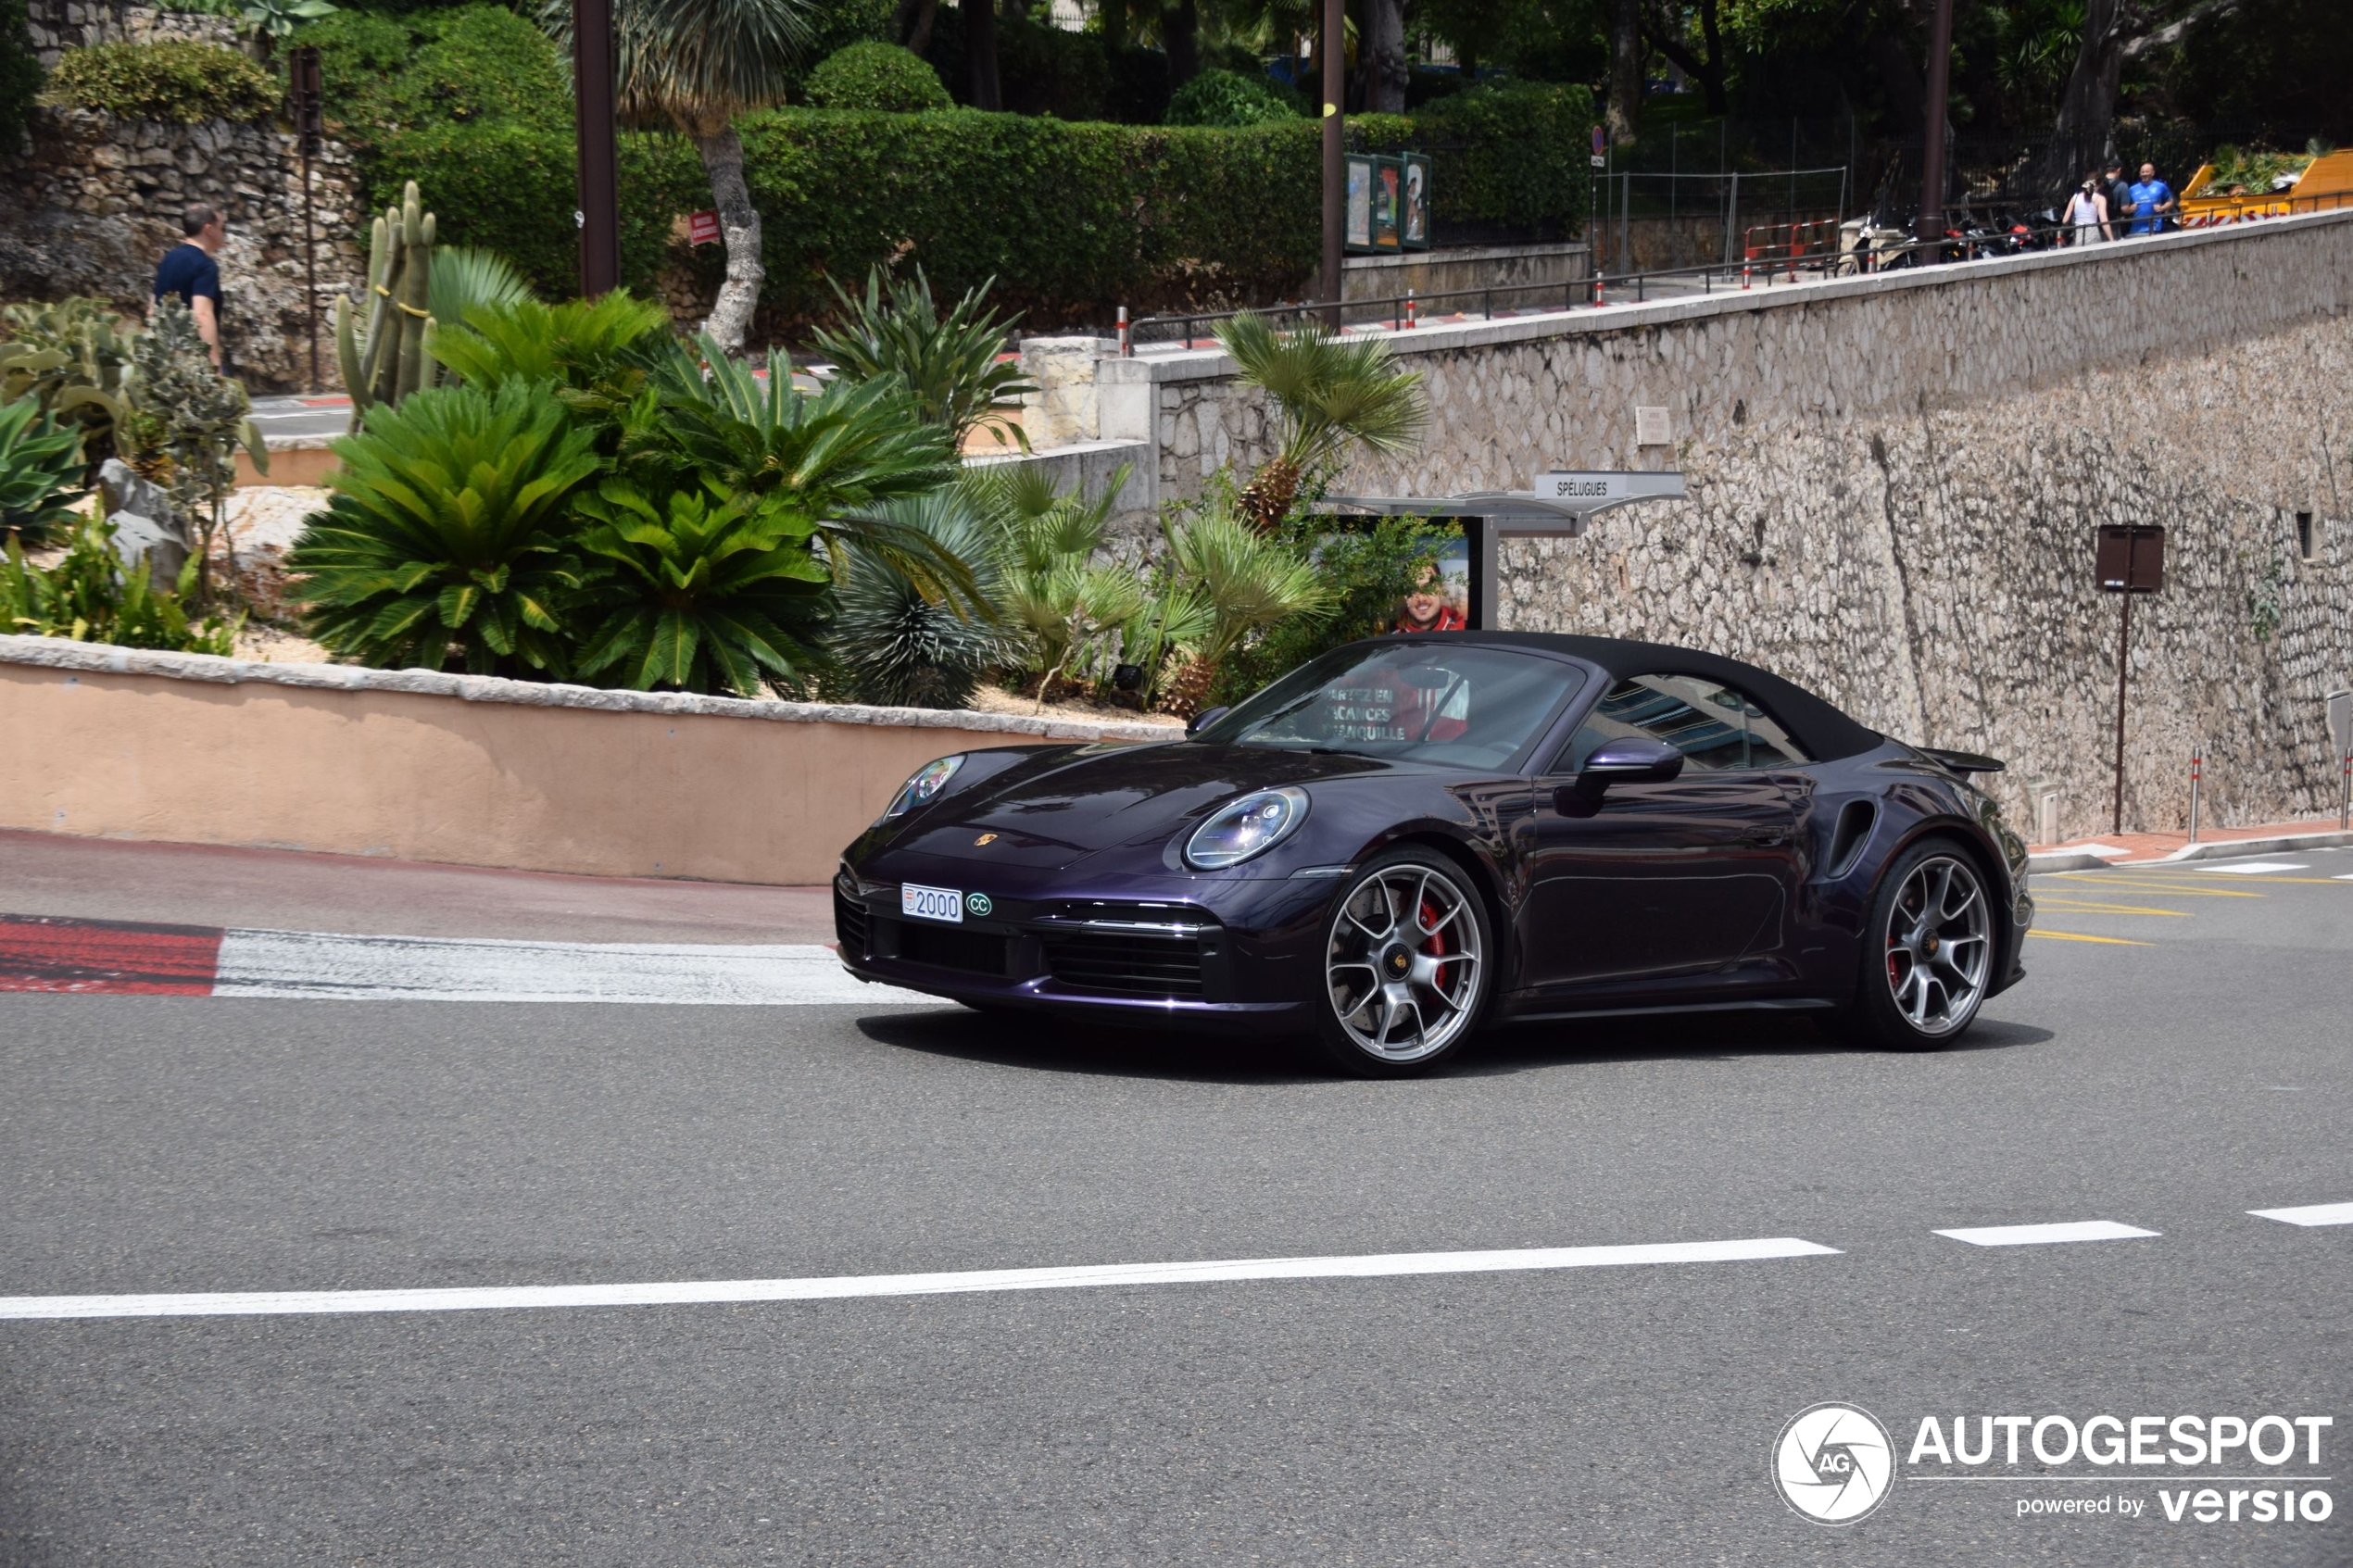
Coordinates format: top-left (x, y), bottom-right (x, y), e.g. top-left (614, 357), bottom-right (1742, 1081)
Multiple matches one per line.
top-left (1213, 511), bottom-right (1454, 707)
top-left (643, 337), bottom-right (972, 600)
top-left (1154, 496), bottom-right (1329, 715)
top-left (287, 381), bottom-right (601, 676)
top-left (0, 395), bottom-right (89, 544)
top-left (40, 40), bottom-right (279, 120)
top-left (802, 39), bottom-right (950, 109)
top-left (810, 266), bottom-right (1038, 452)
top-left (982, 461), bottom-right (1146, 707)
top-left (543, 0), bottom-right (811, 355)
top-left (829, 484), bottom-right (1013, 708)
top-left (1214, 311), bottom-right (1428, 533)
top-left (117, 298), bottom-right (265, 605)
top-left (569, 479), bottom-right (829, 696)
top-left (2, 524), bottom-right (241, 655)
top-left (425, 247), bottom-right (535, 351)
top-left (427, 291), bottom-right (671, 401)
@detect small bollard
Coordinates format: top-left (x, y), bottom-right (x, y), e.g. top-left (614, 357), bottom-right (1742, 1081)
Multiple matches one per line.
top-left (1405, 290), bottom-right (1417, 330)
top-left (1116, 305), bottom-right (1130, 358)
top-left (2187, 751), bottom-right (2202, 843)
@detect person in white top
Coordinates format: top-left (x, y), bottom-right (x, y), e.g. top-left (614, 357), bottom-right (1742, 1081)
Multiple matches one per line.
top-left (2063, 176), bottom-right (2111, 245)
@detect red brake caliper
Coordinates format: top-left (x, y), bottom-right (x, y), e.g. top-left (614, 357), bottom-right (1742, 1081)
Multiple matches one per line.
top-left (1420, 897), bottom-right (1447, 993)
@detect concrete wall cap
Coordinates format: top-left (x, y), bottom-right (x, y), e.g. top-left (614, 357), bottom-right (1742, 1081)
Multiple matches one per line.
top-left (1098, 207), bottom-right (2353, 383)
top-left (0, 633), bottom-right (1177, 743)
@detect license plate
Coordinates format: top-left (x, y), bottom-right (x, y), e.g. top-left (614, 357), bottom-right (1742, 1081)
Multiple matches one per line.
top-left (900, 884), bottom-right (963, 924)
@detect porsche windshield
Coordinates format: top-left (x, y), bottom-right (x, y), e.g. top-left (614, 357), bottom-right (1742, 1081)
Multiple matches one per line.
top-left (1203, 645), bottom-right (1584, 768)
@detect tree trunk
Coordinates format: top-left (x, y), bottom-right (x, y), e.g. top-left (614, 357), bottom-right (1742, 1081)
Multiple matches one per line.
top-left (1694, 0), bottom-right (1725, 115)
top-left (963, 0), bottom-right (1001, 109)
top-left (1360, 0), bottom-right (1406, 115)
top-left (1607, 0), bottom-right (1642, 143)
top-left (2043, 0), bottom-right (2129, 190)
top-left (1164, 0), bottom-right (1199, 88)
top-left (1642, 0), bottom-right (1726, 117)
top-left (696, 125), bottom-right (762, 357)
top-left (895, 0), bottom-right (939, 50)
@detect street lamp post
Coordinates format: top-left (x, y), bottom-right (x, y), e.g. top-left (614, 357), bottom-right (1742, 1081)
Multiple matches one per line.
top-left (574, 0), bottom-right (621, 297)
top-left (1319, 0), bottom-right (1343, 329)
top-left (1916, 0), bottom-right (1955, 251)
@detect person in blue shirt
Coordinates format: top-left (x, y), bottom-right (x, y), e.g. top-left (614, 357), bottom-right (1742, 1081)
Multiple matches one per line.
top-left (152, 202), bottom-right (225, 369)
top-left (2125, 163), bottom-right (2175, 237)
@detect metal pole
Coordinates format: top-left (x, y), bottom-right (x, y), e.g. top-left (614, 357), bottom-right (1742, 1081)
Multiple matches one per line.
top-left (2111, 532), bottom-right (2137, 835)
top-left (292, 44), bottom-right (321, 392)
top-left (2341, 748), bottom-right (2350, 830)
top-left (2187, 749), bottom-right (2201, 843)
top-left (573, 0), bottom-right (621, 296)
top-left (1319, 0), bottom-right (1343, 329)
top-left (1917, 0), bottom-right (1955, 249)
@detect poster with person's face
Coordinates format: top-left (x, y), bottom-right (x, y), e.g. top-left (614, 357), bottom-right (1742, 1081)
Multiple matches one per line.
top-left (1403, 158), bottom-right (1428, 246)
top-left (1393, 533), bottom-right (1471, 633)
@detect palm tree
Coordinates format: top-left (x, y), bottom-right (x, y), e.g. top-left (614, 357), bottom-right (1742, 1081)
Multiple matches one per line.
top-left (1213, 312), bottom-right (1429, 533)
top-left (547, 0), bottom-right (808, 356)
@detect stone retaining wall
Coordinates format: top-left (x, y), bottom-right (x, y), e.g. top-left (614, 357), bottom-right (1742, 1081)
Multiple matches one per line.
top-left (1091, 213), bottom-right (2353, 840)
top-left (0, 636), bottom-right (1170, 884)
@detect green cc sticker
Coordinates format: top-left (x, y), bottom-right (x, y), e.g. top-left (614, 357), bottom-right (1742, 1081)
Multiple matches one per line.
top-left (965, 893), bottom-right (993, 917)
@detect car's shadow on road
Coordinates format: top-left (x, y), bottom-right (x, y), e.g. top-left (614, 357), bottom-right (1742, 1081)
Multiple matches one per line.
top-left (854, 1008), bottom-right (2055, 1084)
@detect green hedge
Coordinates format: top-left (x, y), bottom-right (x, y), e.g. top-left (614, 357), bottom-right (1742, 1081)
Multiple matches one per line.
top-left (1, 0), bottom-right (40, 149)
top-left (42, 40), bottom-right (278, 122)
top-left (374, 88), bottom-right (1589, 325)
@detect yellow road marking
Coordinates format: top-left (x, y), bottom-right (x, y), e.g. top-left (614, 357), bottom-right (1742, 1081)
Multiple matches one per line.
top-left (2032, 899), bottom-right (2193, 917)
top-left (2028, 930), bottom-right (2153, 946)
top-left (2053, 876), bottom-right (2264, 898)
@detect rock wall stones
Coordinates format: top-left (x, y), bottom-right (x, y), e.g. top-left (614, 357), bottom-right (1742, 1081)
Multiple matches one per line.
top-left (1098, 213), bottom-right (2353, 838)
top-left (0, 104), bottom-right (363, 394)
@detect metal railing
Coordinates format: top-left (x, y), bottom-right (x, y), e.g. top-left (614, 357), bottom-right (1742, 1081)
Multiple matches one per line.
top-left (1114, 195), bottom-right (2353, 356)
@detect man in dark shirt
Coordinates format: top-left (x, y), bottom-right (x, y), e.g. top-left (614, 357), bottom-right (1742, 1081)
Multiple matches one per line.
top-left (153, 202), bottom-right (226, 369)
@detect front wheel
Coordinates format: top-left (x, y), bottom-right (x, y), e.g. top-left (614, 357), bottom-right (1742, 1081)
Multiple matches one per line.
top-left (1312, 849), bottom-right (1493, 1076)
top-left (1840, 838), bottom-right (1995, 1051)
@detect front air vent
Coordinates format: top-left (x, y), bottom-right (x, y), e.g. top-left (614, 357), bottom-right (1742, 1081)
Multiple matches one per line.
top-left (834, 889), bottom-right (870, 958)
top-left (1827, 799), bottom-right (1879, 878)
top-left (1042, 928), bottom-right (1206, 998)
top-left (893, 920), bottom-right (1011, 977)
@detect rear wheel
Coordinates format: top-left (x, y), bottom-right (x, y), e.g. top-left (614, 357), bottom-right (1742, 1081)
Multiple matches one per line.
top-left (1313, 849), bottom-right (1492, 1076)
top-left (1840, 837), bottom-right (1994, 1051)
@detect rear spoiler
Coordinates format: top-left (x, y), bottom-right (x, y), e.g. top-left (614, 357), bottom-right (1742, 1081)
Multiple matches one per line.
top-left (1920, 746), bottom-right (2006, 775)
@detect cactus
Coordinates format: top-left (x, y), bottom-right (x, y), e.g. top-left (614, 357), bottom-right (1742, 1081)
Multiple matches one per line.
top-left (334, 181), bottom-right (439, 427)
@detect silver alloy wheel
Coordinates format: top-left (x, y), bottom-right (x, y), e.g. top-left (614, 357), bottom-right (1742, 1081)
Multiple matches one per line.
top-left (1325, 863), bottom-right (1484, 1063)
top-left (1882, 855), bottom-right (1991, 1036)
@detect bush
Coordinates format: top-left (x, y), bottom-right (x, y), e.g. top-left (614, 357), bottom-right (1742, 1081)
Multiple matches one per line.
top-left (0, 394), bottom-right (87, 544)
top-left (786, 0), bottom-right (896, 91)
top-left (297, 4), bottom-right (569, 146)
top-left (803, 42), bottom-right (950, 111)
top-left (42, 40), bottom-right (278, 122)
top-left (1164, 68), bottom-right (1295, 128)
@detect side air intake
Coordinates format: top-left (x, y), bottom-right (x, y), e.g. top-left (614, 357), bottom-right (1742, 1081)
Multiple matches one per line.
top-left (1827, 799), bottom-right (1878, 879)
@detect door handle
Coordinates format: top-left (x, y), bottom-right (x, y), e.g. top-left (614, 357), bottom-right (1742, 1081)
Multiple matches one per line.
top-left (1742, 826), bottom-right (1790, 847)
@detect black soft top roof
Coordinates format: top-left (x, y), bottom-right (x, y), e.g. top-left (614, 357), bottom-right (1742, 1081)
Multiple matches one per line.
top-left (1386, 631), bottom-right (1885, 762)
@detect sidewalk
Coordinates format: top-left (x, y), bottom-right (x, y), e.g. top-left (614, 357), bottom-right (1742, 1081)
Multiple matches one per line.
top-left (0, 829), bottom-right (834, 946)
top-left (2029, 816), bottom-right (2353, 870)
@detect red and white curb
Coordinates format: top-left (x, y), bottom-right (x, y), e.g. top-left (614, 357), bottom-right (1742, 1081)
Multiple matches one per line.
top-left (0, 915), bottom-right (935, 1006)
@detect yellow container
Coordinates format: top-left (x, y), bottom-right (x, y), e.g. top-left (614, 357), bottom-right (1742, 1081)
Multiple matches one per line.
top-left (2180, 149), bottom-right (2353, 226)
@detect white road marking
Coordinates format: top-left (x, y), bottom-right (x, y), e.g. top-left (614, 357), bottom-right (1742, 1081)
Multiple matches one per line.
top-left (0, 1236), bottom-right (1842, 1321)
top-left (212, 931), bottom-right (937, 1007)
top-left (1932, 1221), bottom-right (2159, 1247)
top-left (2194, 861), bottom-right (2309, 874)
top-left (2249, 1202), bottom-right (2353, 1227)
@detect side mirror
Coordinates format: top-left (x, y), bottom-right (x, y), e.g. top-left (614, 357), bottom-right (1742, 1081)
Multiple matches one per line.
top-left (1186, 706), bottom-right (1230, 738)
top-left (1556, 736), bottom-right (1683, 812)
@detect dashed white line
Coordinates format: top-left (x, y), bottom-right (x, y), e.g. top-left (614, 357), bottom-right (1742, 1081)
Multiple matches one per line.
top-left (0, 1236), bottom-right (1842, 1320)
top-left (1932, 1221), bottom-right (2159, 1247)
top-left (2248, 1202), bottom-right (2353, 1227)
top-left (2195, 861), bottom-right (2309, 874)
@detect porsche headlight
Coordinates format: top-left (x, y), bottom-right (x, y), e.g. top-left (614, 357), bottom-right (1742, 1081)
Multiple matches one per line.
top-left (883, 754), bottom-right (964, 820)
top-left (1183, 786), bottom-right (1310, 870)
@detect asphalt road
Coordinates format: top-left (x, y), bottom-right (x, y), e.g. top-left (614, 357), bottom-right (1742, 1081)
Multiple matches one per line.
top-left (4, 849), bottom-right (2348, 1565)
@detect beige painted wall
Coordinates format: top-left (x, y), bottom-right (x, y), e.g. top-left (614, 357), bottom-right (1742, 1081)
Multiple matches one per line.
top-left (0, 646), bottom-right (1167, 885)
